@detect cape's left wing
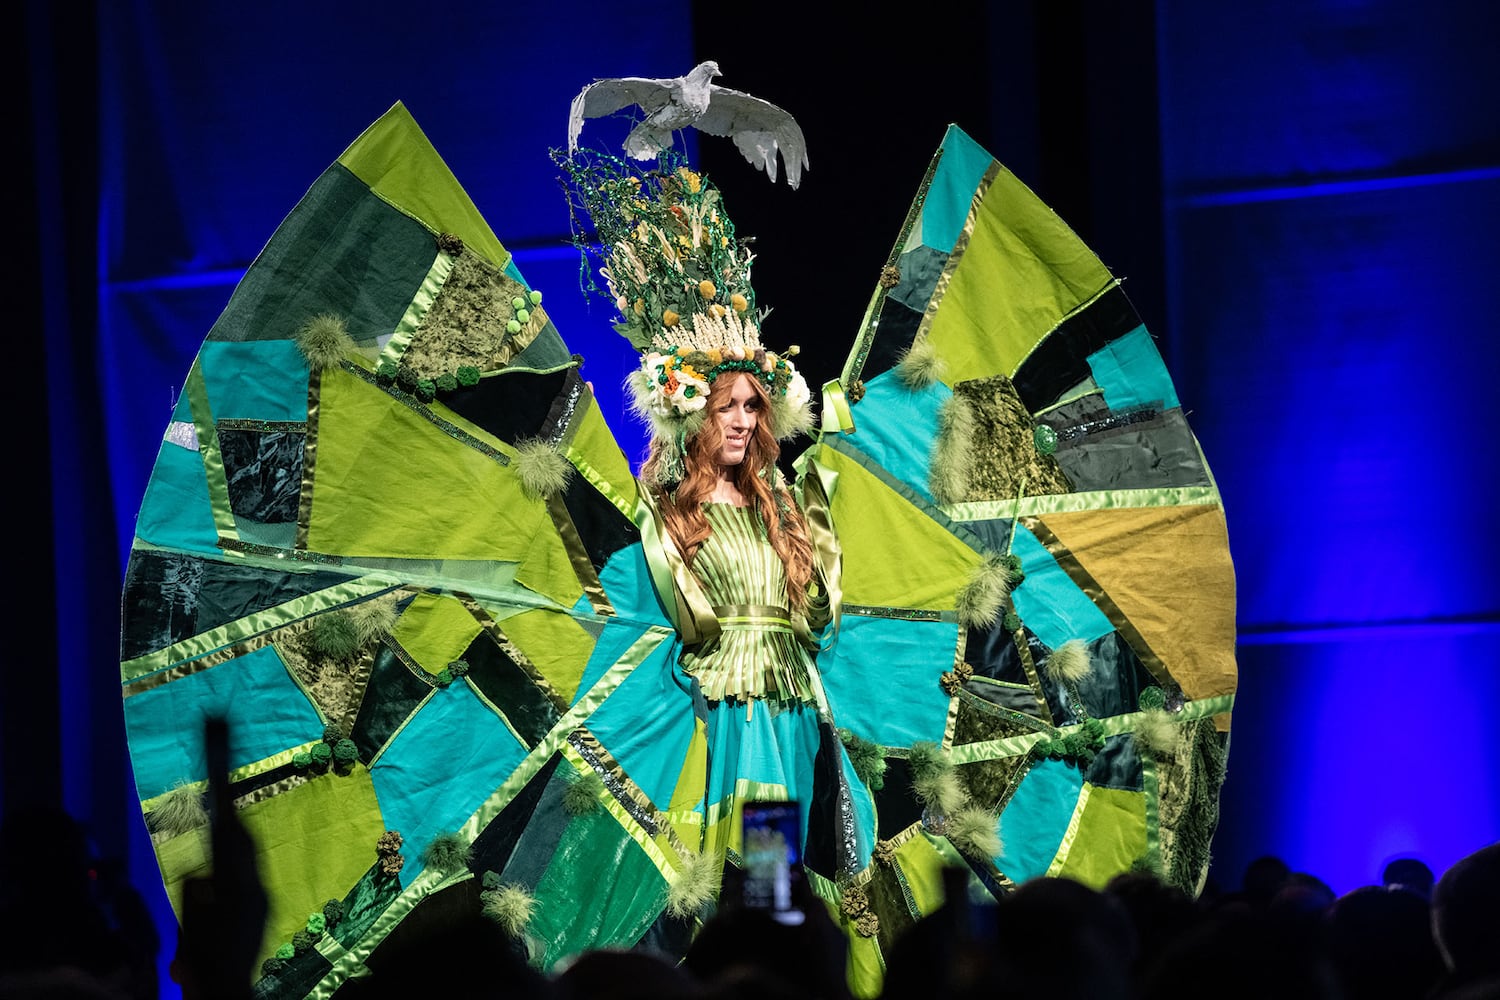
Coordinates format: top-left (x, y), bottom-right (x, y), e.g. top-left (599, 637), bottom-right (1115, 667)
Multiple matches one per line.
top-left (797, 123), bottom-right (1236, 975)
top-left (121, 103), bottom-right (719, 995)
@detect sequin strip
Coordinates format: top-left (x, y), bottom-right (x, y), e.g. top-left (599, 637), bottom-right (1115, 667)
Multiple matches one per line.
top-left (844, 146), bottom-right (945, 387)
top-left (954, 687), bottom-right (1054, 733)
top-left (342, 361), bottom-right (511, 466)
top-left (842, 604), bottom-right (951, 622)
top-left (217, 418), bottom-right (307, 433)
top-left (539, 371), bottom-right (585, 450)
top-left (1054, 405), bottom-right (1160, 443)
top-left (567, 730), bottom-right (661, 838)
top-left (218, 537), bottom-right (344, 565)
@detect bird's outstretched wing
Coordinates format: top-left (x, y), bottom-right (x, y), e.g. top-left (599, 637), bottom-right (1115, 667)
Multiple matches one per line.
top-left (692, 84), bottom-right (809, 189)
top-left (567, 74), bottom-right (682, 151)
top-left (796, 124), bottom-right (1236, 939)
top-left (566, 61), bottom-right (806, 188)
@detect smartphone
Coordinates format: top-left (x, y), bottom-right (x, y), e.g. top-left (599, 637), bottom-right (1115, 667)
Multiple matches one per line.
top-left (740, 800), bottom-right (804, 924)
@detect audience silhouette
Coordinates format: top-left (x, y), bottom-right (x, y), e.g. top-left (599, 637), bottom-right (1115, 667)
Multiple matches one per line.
top-left (6, 742), bottom-right (1494, 1000)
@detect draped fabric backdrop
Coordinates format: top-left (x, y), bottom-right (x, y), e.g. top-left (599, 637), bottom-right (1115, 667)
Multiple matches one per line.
top-left (15, 2), bottom-right (1499, 997)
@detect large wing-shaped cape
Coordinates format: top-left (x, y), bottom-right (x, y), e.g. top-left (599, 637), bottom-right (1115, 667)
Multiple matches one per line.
top-left (120, 103), bottom-right (720, 995)
top-left (797, 124), bottom-right (1237, 939)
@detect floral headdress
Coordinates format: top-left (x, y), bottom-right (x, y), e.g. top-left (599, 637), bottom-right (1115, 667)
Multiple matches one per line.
top-left (554, 146), bottom-right (813, 484)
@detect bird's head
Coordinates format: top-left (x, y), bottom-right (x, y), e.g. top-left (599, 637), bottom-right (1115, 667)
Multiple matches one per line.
top-left (690, 60), bottom-right (722, 83)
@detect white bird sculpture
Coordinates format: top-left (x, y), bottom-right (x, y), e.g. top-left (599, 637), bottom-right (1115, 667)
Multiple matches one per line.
top-left (567, 61), bottom-right (810, 189)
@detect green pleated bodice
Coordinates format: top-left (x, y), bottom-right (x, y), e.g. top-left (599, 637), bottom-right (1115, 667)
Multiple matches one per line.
top-left (678, 503), bottom-right (817, 704)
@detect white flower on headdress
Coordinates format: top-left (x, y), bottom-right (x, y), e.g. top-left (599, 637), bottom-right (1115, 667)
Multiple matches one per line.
top-left (669, 371), bottom-right (709, 413)
top-left (784, 369), bottom-right (811, 413)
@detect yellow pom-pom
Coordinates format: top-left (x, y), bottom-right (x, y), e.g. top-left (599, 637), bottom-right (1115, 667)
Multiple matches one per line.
top-left (633, 298), bottom-right (645, 316)
top-left (709, 304), bottom-right (726, 319)
top-left (663, 309), bottom-right (680, 327)
top-left (699, 280), bottom-right (717, 299)
top-left (730, 294), bottom-right (749, 312)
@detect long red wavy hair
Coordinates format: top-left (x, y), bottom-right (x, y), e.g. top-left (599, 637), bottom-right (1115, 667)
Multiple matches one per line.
top-left (644, 372), bottom-right (815, 609)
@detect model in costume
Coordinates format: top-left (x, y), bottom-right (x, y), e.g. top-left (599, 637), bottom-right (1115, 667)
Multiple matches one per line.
top-left (118, 66), bottom-right (1238, 1000)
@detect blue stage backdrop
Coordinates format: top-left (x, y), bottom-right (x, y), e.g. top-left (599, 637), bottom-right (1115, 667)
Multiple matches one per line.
top-left (53, 2), bottom-right (1500, 995)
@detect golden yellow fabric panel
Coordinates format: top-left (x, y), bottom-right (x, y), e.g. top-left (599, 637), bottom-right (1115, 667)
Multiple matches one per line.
top-left (498, 608), bottom-right (596, 704)
top-left (240, 766), bottom-right (388, 970)
top-left (390, 592), bottom-right (484, 674)
top-left (926, 166), bottom-right (1115, 384)
top-left (1037, 504), bottom-right (1237, 710)
top-left (336, 102), bottom-right (509, 271)
top-left (815, 445), bottom-right (980, 610)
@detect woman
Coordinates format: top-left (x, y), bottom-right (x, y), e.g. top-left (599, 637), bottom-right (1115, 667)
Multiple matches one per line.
top-left (640, 365), bottom-right (838, 866)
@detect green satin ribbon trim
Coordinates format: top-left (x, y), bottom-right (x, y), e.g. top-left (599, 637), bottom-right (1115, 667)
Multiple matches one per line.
top-left (378, 250), bottom-right (449, 370)
top-left (566, 443), bottom-right (637, 522)
top-left (712, 604), bottom-right (793, 633)
top-left (547, 492), bottom-right (614, 616)
top-left (1044, 783), bottom-right (1092, 877)
top-left (120, 576), bottom-right (404, 685)
top-left (633, 489), bottom-right (720, 648)
top-left (137, 741), bottom-right (322, 815)
top-left (942, 485), bottom-right (1224, 522)
top-left (793, 449), bottom-right (844, 646)
top-left (946, 694), bottom-right (1235, 765)
top-left (1141, 755), bottom-right (1162, 873)
top-left (820, 379), bottom-right (855, 434)
top-left (459, 627), bottom-right (672, 841)
top-left (308, 864), bottom-right (472, 1000)
top-left (558, 741), bottom-right (677, 882)
top-left (185, 358), bottom-right (239, 547)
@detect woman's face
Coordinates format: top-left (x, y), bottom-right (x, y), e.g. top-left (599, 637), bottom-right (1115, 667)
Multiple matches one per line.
top-left (713, 373), bottom-right (761, 468)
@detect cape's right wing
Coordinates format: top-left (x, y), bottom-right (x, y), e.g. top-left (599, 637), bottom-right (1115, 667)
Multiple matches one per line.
top-left (799, 123), bottom-right (1236, 946)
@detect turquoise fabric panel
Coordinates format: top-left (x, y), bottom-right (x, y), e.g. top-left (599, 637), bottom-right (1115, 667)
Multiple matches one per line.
top-left (371, 680), bottom-right (528, 889)
top-left (125, 645), bottom-right (323, 799)
top-left (840, 369), bottom-right (948, 502)
top-left (595, 543), bottom-right (673, 632)
top-left (995, 758), bottom-right (1082, 882)
top-left (131, 440), bottom-right (220, 553)
top-left (818, 615), bottom-right (956, 749)
top-left (572, 615), bottom-right (658, 704)
top-left (920, 125), bottom-right (995, 254)
top-left (1087, 325), bottom-right (1180, 412)
top-left (702, 699), bottom-right (822, 838)
top-left (1010, 524), bottom-right (1115, 649)
top-left (582, 637), bottom-right (698, 808)
top-left (198, 340), bottom-right (310, 421)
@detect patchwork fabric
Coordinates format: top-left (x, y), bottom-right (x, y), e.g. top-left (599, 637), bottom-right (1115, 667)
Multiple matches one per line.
top-left (120, 109), bottom-right (1236, 1000)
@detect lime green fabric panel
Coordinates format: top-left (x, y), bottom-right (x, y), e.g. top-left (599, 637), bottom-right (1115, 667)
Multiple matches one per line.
top-left (844, 919), bottom-right (885, 1000)
top-left (530, 807), bottom-right (667, 966)
top-left (154, 827), bottom-right (211, 919)
top-left (894, 833), bottom-right (951, 914)
top-left (390, 592), bottom-right (484, 674)
top-left (926, 167), bottom-right (1115, 383)
top-left (566, 398), bottom-right (638, 514)
top-left (815, 444), bottom-right (979, 609)
top-left (336, 102), bottom-right (508, 271)
top-left (500, 608), bottom-right (596, 703)
top-left (514, 513), bottom-right (585, 611)
top-left (305, 367), bottom-right (542, 563)
top-left (239, 765), bottom-right (388, 970)
top-left (1054, 785), bottom-right (1147, 889)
